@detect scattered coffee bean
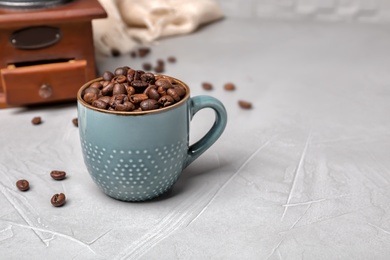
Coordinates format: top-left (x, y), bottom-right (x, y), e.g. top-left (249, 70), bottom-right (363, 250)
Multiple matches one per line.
top-left (130, 51), bottom-right (136, 58)
top-left (138, 47), bottom-right (150, 57)
top-left (31, 116), bottom-right (42, 125)
top-left (238, 100), bottom-right (252, 109)
top-left (202, 82), bottom-right (213, 91)
top-left (72, 118), bottom-right (78, 127)
top-left (167, 56), bottom-right (176, 63)
top-left (50, 170), bottom-right (66, 180)
top-left (51, 193), bottom-right (66, 207)
top-left (16, 179), bottom-right (29, 191)
top-left (154, 65), bottom-right (164, 73)
top-left (111, 48), bottom-right (120, 57)
top-left (143, 62), bottom-right (152, 71)
top-left (224, 83), bottom-right (236, 91)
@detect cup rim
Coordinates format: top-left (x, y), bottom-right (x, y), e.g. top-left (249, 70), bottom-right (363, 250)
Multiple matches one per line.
top-left (77, 75), bottom-right (191, 115)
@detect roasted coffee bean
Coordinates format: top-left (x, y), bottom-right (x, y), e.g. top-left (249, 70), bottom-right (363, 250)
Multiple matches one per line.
top-left (112, 83), bottom-right (127, 95)
top-left (129, 94), bottom-right (148, 104)
top-left (111, 48), bottom-right (120, 57)
top-left (31, 116), bottom-right (42, 125)
top-left (98, 96), bottom-right (111, 104)
top-left (142, 63), bottom-right (152, 71)
top-left (72, 118), bottom-right (78, 127)
top-left (102, 82), bottom-right (114, 96)
top-left (154, 65), bottom-right (164, 73)
top-left (115, 101), bottom-right (135, 111)
top-left (158, 95), bottom-right (175, 107)
top-left (83, 92), bottom-right (98, 104)
top-left (50, 170), bottom-right (66, 180)
top-left (16, 179), bottom-right (29, 191)
top-left (113, 75), bottom-right (127, 83)
top-left (51, 193), bottom-right (66, 207)
top-left (103, 71), bottom-right (114, 81)
top-left (173, 85), bottom-right (186, 97)
top-left (140, 99), bottom-right (159, 111)
top-left (92, 99), bottom-right (109, 109)
top-left (109, 94), bottom-right (128, 108)
top-left (144, 86), bottom-right (160, 100)
top-left (224, 83), bottom-right (236, 91)
top-left (157, 86), bottom-right (167, 96)
top-left (131, 80), bottom-right (149, 89)
top-left (130, 51), bottom-right (136, 58)
top-left (114, 67), bottom-right (127, 76)
top-left (90, 82), bottom-right (103, 89)
top-left (126, 69), bottom-right (136, 82)
top-left (157, 59), bottom-right (164, 66)
top-left (202, 82), bottom-right (213, 90)
top-left (140, 72), bottom-right (155, 84)
top-left (102, 80), bottom-right (111, 87)
top-left (84, 87), bottom-right (100, 95)
top-left (155, 78), bottom-right (172, 89)
top-left (126, 86), bottom-right (136, 96)
top-left (167, 88), bottom-right (180, 101)
top-left (238, 100), bottom-right (252, 109)
top-left (138, 47), bottom-right (150, 57)
top-left (167, 56), bottom-right (176, 63)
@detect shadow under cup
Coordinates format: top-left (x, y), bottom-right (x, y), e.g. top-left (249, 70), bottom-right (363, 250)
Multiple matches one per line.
top-left (77, 76), bottom-right (227, 202)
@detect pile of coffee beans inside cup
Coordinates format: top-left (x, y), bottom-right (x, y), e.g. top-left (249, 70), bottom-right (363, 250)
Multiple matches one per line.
top-left (82, 66), bottom-right (186, 112)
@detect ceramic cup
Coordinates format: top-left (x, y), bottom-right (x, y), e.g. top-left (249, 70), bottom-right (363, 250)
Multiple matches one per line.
top-left (77, 76), bottom-right (227, 201)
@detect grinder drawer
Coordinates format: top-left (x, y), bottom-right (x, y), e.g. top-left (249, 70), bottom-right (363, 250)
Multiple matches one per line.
top-left (1, 60), bottom-right (87, 106)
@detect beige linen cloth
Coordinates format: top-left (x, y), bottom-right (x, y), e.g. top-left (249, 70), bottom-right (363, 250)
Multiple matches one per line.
top-left (93, 0), bottom-right (224, 56)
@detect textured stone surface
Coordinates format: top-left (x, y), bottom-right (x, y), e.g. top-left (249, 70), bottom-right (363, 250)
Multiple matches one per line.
top-left (1, 18), bottom-right (390, 259)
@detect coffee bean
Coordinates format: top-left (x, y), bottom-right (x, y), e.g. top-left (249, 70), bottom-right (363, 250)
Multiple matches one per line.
top-left (114, 67), bottom-right (127, 76)
top-left (111, 48), bottom-right (120, 57)
top-left (167, 88), bottom-right (180, 101)
top-left (173, 85), bottom-right (186, 97)
top-left (113, 75), bottom-right (127, 83)
top-left (112, 83), bottom-right (127, 95)
top-left (115, 101), bottom-right (135, 111)
top-left (202, 82), bottom-right (213, 91)
top-left (103, 71), bottom-right (114, 81)
top-left (131, 80), bottom-right (149, 88)
top-left (154, 65), bottom-right (164, 73)
top-left (224, 83), bottom-right (236, 91)
top-left (155, 78), bottom-right (172, 89)
top-left (92, 99), bottom-right (108, 109)
top-left (144, 85), bottom-right (160, 100)
top-left (16, 179), bottom-right (29, 191)
top-left (167, 56), bottom-right (176, 63)
top-left (50, 170), bottom-right (66, 180)
top-left (142, 63), bottom-right (152, 71)
top-left (158, 95), bottom-right (175, 107)
top-left (51, 193), bottom-right (66, 207)
top-left (238, 100), bottom-right (252, 109)
top-left (98, 96), bottom-right (111, 104)
top-left (129, 94), bottom-right (148, 104)
top-left (72, 118), bottom-right (78, 127)
top-left (140, 99), bottom-right (159, 111)
top-left (126, 86), bottom-right (136, 96)
top-left (140, 73), bottom-right (155, 84)
top-left (157, 59), bottom-right (164, 66)
top-left (130, 51), bottom-right (136, 58)
top-left (89, 82), bottom-right (103, 90)
top-left (109, 94), bottom-right (128, 108)
top-left (138, 47), bottom-right (150, 57)
top-left (83, 92), bottom-right (98, 104)
top-left (31, 116), bottom-right (42, 125)
top-left (102, 82), bottom-right (115, 96)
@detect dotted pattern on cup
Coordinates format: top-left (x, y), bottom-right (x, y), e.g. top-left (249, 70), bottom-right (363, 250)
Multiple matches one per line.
top-left (81, 138), bottom-right (188, 201)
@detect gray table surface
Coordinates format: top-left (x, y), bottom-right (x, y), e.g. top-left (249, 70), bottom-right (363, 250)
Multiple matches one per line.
top-left (1, 17), bottom-right (390, 259)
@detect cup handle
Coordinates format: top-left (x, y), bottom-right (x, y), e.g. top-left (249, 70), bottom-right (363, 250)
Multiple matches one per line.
top-left (184, 95), bottom-right (228, 168)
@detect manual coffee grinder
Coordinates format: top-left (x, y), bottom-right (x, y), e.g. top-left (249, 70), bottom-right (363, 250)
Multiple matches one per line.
top-left (0, 0), bottom-right (106, 107)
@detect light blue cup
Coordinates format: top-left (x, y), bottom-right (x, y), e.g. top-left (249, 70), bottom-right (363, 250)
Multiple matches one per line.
top-left (77, 76), bottom-right (227, 201)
